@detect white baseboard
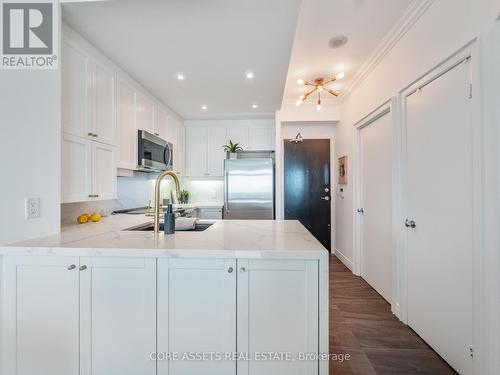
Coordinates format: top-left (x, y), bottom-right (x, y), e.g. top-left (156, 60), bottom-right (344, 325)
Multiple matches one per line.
top-left (332, 249), bottom-right (353, 271)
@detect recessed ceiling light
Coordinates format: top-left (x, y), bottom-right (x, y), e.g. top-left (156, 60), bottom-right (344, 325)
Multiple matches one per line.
top-left (201, 105), bottom-right (207, 110)
top-left (246, 71), bottom-right (254, 79)
top-left (176, 73), bottom-right (185, 80)
top-left (251, 104), bottom-right (258, 109)
top-left (297, 78), bottom-right (305, 85)
top-left (328, 35), bottom-right (348, 49)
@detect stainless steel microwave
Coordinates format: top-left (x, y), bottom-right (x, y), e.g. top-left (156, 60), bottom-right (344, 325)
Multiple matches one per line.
top-left (137, 130), bottom-right (173, 172)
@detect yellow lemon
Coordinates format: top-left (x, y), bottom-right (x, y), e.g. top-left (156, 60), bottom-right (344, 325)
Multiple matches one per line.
top-left (90, 213), bottom-right (102, 222)
top-left (82, 213), bottom-right (91, 219)
top-left (77, 215), bottom-right (89, 224)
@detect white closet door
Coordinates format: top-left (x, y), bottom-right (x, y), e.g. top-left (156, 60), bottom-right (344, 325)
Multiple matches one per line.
top-left (406, 60), bottom-right (473, 374)
top-left (360, 111), bottom-right (392, 302)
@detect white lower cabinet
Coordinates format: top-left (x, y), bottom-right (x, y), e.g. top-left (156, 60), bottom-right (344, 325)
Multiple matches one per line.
top-left (79, 257), bottom-right (156, 375)
top-left (1, 256), bottom-right (156, 375)
top-left (1, 256), bottom-right (80, 375)
top-left (157, 258), bottom-right (237, 375)
top-left (1, 256), bottom-right (320, 375)
top-left (157, 258), bottom-right (319, 375)
top-left (237, 259), bottom-right (319, 375)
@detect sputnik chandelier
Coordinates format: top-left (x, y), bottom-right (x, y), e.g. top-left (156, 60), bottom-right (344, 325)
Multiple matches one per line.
top-left (295, 72), bottom-right (345, 111)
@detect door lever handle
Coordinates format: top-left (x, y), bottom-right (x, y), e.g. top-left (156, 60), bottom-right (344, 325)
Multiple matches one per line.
top-left (321, 196), bottom-right (330, 201)
top-left (357, 208), bottom-right (364, 213)
top-left (405, 219), bottom-right (416, 228)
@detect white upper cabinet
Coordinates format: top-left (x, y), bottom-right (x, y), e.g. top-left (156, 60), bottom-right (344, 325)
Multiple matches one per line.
top-left (227, 126), bottom-right (248, 150)
top-left (91, 142), bottom-right (117, 201)
top-left (62, 133), bottom-right (92, 203)
top-left (207, 126), bottom-right (227, 176)
top-left (172, 117), bottom-right (186, 175)
top-left (186, 127), bottom-right (208, 176)
top-left (155, 106), bottom-right (169, 140)
top-left (93, 60), bottom-right (116, 145)
top-left (62, 39), bottom-right (117, 146)
top-left (135, 92), bottom-right (155, 134)
top-left (117, 77), bottom-right (137, 170)
top-left (62, 39), bottom-right (90, 138)
top-left (62, 134), bottom-right (117, 203)
top-left (248, 125), bottom-right (274, 151)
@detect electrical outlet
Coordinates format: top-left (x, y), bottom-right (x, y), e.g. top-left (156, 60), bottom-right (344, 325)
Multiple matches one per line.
top-left (25, 197), bottom-right (41, 219)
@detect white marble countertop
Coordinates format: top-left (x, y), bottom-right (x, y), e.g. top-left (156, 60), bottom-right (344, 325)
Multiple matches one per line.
top-left (0, 215), bottom-right (328, 259)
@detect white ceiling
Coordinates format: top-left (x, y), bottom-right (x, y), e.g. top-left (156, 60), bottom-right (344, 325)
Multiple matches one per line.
top-left (282, 0), bottom-right (413, 104)
top-left (62, 0), bottom-right (301, 120)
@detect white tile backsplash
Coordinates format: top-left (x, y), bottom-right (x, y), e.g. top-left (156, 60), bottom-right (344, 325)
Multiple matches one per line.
top-left (61, 173), bottom-right (223, 224)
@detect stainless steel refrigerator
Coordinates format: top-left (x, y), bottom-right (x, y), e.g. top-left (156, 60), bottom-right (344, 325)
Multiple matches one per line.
top-left (223, 157), bottom-right (275, 220)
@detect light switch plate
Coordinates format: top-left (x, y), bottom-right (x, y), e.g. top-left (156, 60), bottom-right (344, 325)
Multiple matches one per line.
top-left (25, 197), bottom-right (41, 219)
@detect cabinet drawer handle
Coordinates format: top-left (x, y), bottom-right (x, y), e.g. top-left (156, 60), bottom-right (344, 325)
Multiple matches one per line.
top-left (88, 194), bottom-right (93, 198)
top-left (67, 264), bottom-right (76, 270)
top-left (240, 267), bottom-right (246, 273)
top-left (93, 134), bottom-right (98, 138)
top-left (88, 132), bottom-right (93, 137)
top-left (227, 267), bottom-right (233, 273)
top-left (79, 265), bottom-right (87, 271)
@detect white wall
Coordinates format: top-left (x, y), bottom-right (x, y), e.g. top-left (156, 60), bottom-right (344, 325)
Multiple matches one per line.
top-left (335, 0), bottom-right (500, 265)
top-left (0, 72), bottom-right (61, 245)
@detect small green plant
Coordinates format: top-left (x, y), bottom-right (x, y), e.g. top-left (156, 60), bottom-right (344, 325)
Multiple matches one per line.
top-left (179, 190), bottom-right (190, 204)
top-left (222, 140), bottom-right (243, 153)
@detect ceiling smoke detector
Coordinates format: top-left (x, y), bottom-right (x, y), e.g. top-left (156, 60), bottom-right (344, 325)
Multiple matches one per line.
top-left (328, 35), bottom-right (348, 49)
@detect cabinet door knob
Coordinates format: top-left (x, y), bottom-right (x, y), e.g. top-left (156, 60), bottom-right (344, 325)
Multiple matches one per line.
top-left (88, 132), bottom-right (93, 136)
top-left (79, 265), bottom-right (87, 271)
top-left (227, 267), bottom-right (233, 273)
top-left (93, 134), bottom-right (98, 138)
top-left (240, 267), bottom-right (246, 273)
top-left (67, 264), bottom-right (76, 270)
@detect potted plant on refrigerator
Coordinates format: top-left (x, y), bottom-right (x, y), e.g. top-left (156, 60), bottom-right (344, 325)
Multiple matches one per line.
top-left (223, 140), bottom-right (243, 159)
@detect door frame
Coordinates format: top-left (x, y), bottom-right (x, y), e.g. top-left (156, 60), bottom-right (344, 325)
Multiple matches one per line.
top-left (399, 42), bottom-right (484, 373)
top-left (352, 98), bottom-right (399, 312)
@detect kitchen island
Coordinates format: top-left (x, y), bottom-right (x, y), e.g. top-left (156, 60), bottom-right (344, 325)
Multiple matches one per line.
top-left (0, 217), bottom-right (329, 375)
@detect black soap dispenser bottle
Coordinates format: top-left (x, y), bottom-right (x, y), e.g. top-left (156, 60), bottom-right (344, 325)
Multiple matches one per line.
top-left (164, 204), bottom-right (175, 234)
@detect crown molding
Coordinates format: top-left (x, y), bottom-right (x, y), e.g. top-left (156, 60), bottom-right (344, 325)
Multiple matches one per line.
top-left (339, 0), bottom-right (435, 102)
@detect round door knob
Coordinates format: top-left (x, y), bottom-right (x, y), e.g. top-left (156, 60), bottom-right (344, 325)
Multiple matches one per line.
top-left (324, 188), bottom-right (330, 193)
top-left (240, 267), bottom-right (246, 273)
top-left (227, 267), bottom-right (234, 273)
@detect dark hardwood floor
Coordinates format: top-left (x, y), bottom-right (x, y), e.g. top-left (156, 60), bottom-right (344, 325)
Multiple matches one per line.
top-left (329, 255), bottom-right (457, 374)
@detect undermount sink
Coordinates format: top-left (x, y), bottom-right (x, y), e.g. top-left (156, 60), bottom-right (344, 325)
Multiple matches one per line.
top-left (126, 222), bottom-right (213, 232)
